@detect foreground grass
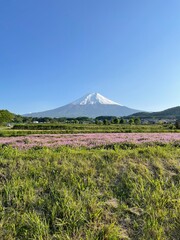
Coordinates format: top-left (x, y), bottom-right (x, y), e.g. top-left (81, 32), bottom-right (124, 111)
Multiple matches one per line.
top-left (0, 144), bottom-right (180, 239)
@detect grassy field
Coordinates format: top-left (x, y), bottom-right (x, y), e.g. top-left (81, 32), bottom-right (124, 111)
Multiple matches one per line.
top-left (0, 123), bottom-right (179, 137)
top-left (0, 143), bottom-right (180, 239)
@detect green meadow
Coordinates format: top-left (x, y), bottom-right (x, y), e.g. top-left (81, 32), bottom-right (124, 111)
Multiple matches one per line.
top-left (0, 123), bottom-right (179, 137)
top-left (0, 143), bottom-right (180, 239)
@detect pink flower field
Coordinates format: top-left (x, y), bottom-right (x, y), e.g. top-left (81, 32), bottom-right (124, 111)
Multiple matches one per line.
top-left (0, 133), bottom-right (180, 149)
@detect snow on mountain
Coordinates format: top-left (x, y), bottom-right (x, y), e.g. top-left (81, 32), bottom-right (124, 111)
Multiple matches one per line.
top-left (72, 93), bottom-right (122, 106)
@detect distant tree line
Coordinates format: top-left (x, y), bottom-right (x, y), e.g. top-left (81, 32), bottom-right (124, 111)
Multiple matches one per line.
top-left (11, 114), bottom-right (142, 126)
top-left (1, 109), bottom-right (180, 130)
top-left (95, 116), bottom-right (141, 125)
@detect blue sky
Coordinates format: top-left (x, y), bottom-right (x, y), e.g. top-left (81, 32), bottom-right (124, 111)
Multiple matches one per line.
top-left (0, 0), bottom-right (180, 114)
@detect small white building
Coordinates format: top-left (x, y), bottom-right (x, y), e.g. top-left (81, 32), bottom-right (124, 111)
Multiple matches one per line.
top-left (33, 121), bottom-right (39, 124)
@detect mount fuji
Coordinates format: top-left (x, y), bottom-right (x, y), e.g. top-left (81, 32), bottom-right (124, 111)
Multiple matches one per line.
top-left (25, 93), bottom-right (140, 118)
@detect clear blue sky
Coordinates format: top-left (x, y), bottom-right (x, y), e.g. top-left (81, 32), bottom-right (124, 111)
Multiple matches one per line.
top-left (0, 0), bottom-right (180, 114)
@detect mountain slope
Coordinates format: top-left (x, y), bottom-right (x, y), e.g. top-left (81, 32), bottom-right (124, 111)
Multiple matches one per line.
top-left (130, 106), bottom-right (180, 119)
top-left (0, 109), bottom-right (14, 124)
top-left (24, 93), bottom-right (140, 118)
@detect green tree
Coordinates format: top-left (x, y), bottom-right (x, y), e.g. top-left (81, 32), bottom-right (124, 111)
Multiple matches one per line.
top-left (74, 120), bottom-right (79, 124)
top-left (120, 118), bottom-right (126, 124)
top-left (129, 118), bottom-right (134, 125)
top-left (95, 119), bottom-right (100, 124)
top-left (13, 115), bottom-right (23, 123)
top-left (103, 119), bottom-right (109, 125)
top-left (113, 118), bottom-right (120, 124)
top-left (134, 117), bottom-right (141, 125)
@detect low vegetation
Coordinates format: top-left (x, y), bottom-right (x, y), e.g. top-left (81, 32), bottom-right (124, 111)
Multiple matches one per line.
top-left (0, 133), bottom-right (179, 149)
top-left (0, 143), bottom-right (180, 239)
top-left (0, 109), bottom-right (180, 239)
top-left (0, 123), bottom-right (179, 137)
top-left (12, 123), bottom-right (177, 131)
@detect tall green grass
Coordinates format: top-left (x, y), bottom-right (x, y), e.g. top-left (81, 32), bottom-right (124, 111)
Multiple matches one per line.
top-left (0, 144), bottom-right (180, 239)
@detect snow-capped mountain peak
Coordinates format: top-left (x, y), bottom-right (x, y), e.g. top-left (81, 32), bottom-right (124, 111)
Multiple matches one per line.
top-left (72, 93), bottom-right (122, 106)
top-left (24, 92), bottom-right (141, 118)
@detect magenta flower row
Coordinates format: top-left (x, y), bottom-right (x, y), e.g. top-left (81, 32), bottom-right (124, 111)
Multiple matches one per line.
top-left (0, 133), bottom-right (180, 149)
